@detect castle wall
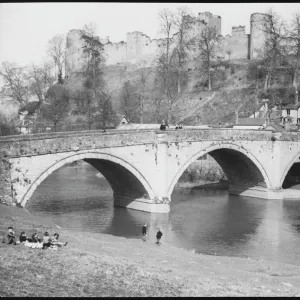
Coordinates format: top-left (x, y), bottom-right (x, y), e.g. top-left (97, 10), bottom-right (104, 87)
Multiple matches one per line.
top-left (65, 29), bottom-right (88, 75)
top-left (65, 11), bottom-right (272, 76)
top-left (198, 12), bottom-right (221, 35)
top-left (250, 13), bottom-right (270, 59)
top-left (104, 42), bottom-right (127, 65)
top-left (223, 26), bottom-right (249, 60)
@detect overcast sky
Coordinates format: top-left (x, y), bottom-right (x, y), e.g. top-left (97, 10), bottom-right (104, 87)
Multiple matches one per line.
top-left (1, 2), bottom-right (300, 67)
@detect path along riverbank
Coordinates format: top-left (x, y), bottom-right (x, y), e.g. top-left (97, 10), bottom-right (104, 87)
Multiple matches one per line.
top-left (1, 203), bottom-right (300, 297)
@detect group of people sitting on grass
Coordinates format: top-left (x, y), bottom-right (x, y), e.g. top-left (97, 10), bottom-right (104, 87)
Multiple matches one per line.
top-left (3, 226), bottom-right (67, 250)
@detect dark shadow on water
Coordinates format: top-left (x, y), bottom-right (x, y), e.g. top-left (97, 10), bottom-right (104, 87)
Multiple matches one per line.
top-left (191, 180), bottom-right (229, 190)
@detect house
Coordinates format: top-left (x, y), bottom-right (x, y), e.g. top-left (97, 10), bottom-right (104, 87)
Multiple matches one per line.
top-left (281, 103), bottom-right (300, 125)
top-left (265, 122), bottom-right (284, 132)
top-left (18, 101), bottom-right (41, 134)
top-left (116, 115), bottom-right (131, 128)
top-left (233, 118), bottom-right (267, 130)
top-left (249, 100), bottom-right (269, 118)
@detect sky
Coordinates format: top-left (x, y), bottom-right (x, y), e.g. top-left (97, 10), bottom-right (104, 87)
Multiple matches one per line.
top-left (1, 2), bottom-right (300, 68)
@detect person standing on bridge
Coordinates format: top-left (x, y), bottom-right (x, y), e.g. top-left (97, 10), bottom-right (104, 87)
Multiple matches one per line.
top-left (160, 120), bottom-right (169, 131)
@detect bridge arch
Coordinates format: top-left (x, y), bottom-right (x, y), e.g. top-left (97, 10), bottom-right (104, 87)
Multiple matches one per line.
top-left (167, 143), bottom-right (271, 199)
top-left (280, 151), bottom-right (300, 188)
top-left (20, 150), bottom-right (155, 207)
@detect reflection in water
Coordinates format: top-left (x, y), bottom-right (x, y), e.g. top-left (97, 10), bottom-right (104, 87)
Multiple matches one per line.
top-left (27, 162), bottom-right (300, 265)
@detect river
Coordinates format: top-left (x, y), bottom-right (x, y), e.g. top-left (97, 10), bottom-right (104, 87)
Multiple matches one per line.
top-left (26, 161), bottom-right (300, 266)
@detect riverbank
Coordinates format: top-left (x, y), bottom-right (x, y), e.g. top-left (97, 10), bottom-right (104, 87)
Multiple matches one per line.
top-left (175, 179), bottom-right (228, 189)
top-left (1, 204), bottom-right (300, 297)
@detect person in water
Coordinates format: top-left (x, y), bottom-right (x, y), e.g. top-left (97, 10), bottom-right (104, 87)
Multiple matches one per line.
top-left (50, 233), bottom-right (68, 247)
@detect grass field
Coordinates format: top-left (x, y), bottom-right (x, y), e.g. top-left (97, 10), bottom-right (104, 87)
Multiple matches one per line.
top-left (1, 203), bottom-right (300, 297)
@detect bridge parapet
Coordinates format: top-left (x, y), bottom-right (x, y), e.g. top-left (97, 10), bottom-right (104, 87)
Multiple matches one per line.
top-left (1, 128), bottom-right (298, 159)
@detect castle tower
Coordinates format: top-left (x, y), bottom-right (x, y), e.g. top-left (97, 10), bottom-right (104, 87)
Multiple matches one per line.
top-left (197, 12), bottom-right (221, 35)
top-left (250, 13), bottom-right (271, 60)
top-left (65, 29), bottom-right (87, 76)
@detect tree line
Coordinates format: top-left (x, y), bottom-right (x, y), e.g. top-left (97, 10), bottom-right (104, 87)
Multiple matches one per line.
top-left (1, 7), bottom-right (300, 135)
top-left (0, 22), bottom-right (116, 134)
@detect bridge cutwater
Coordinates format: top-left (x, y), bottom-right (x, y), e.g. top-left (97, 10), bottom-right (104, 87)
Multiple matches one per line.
top-left (0, 128), bottom-right (299, 213)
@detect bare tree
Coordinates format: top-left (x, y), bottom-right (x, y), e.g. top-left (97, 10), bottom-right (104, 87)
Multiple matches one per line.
top-left (226, 49), bottom-right (232, 62)
top-left (136, 62), bottom-right (152, 123)
top-left (158, 8), bottom-right (176, 123)
top-left (258, 9), bottom-right (286, 90)
top-left (173, 6), bottom-right (195, 93)
top-left (197, 26), bottom-right (223, 91)
top-left (95, 91), bottom-right (116, 130)
top-left (47, 34), bottom-right (67, 84)
top-left (28, 62), bottom-right (56, 103)
top-left (41, 84), bottom-right (70, 131)
top-left (80, 23), bottom-right (106, 129)
top-left (120, 80), bottom-right (137, 122)
top-left (285, 12), bottom-right (300, 103)
top-left (0, 61), bottom-right (30, 105)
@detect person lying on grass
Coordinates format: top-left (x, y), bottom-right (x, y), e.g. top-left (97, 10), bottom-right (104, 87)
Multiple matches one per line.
top-left (50, 233), bottom-right (68, 247)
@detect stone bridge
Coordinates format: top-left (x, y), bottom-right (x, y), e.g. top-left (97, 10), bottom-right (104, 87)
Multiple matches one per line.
top-left (1, 128), bottom-right (300, 213)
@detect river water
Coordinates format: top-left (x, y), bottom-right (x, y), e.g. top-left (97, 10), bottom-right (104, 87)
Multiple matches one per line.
top-left (27, 162), bottom-right (300, 266)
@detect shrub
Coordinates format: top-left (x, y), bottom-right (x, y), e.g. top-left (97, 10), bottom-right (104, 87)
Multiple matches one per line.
top-left (0, 117), bottom-right (19, 136)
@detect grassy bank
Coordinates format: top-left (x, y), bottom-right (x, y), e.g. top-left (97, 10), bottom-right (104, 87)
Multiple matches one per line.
top-left (1, 204), bottom-right (300, 297)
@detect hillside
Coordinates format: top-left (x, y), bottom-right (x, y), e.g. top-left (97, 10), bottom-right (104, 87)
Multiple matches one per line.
top-left (1, 58), bottom-right (295, 130)
top-left (98, 59), bottom-right (266, 126)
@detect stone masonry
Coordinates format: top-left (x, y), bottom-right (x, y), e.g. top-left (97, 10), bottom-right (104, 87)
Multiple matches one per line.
top-left (65, 11), bottom-right (268, 75)
top-left (1, 129), bottom-right (300, 213)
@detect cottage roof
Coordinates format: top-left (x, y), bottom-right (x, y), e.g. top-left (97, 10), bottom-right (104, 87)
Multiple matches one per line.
top-left (116, 123), bottom-right (160, 130)
top-left (235, 118), bottom-right (266, 126)
top-left (115, 115), bottom-right (131, 127)
top-left (284, 103), bottom-right (300, 110)
top-left (265, 122), bottom-right (284, 132)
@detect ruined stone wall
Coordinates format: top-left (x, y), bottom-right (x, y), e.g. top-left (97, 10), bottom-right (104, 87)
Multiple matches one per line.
top-left (198, 12), bottom-right (221, 35)
top-left (104, 42), bottom-right (127, 65)
top-left (223, 26), bottom-right (250, 60)
top-left (65, 11), bottom-right (274, 76)
top-left (65, 29), bottom-right (88, 75)
top-left (126, 31), bottom-right (165, 66)
top-left (250, 13), bottom-right (270, 59)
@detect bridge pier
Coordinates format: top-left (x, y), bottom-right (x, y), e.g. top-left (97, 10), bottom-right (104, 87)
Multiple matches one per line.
top-left (114, 194), bottom-right (170, 213)
top-left (229, 185), bottom-right (284, 200)
top-left (0, 156), bottom-right (14, 205)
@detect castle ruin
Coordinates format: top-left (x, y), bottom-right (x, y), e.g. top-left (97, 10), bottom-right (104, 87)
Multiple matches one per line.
top-left (65, 12), bottom-right (268, 75)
